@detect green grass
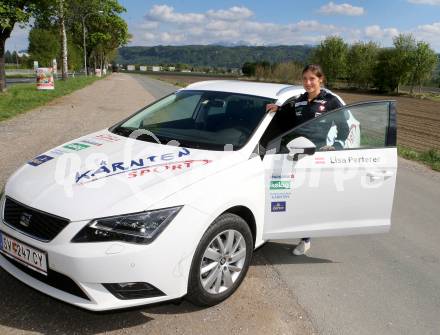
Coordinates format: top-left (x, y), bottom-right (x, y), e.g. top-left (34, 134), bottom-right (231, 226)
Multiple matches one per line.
top-left (0, 76), bottom-right (101, 122)
top-left (398, 146), bottom-right (440, 172)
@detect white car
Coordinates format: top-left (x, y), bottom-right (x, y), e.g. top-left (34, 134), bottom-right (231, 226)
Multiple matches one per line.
top-left (0, 81), bottom-right (397, 311)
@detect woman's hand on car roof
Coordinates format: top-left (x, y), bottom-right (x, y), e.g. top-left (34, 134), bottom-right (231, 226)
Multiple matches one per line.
top-left (266, 103), bottom-right (279, 113)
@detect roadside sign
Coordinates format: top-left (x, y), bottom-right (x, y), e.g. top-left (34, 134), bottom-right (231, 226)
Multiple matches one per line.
top-left (36, 68), bottom-right (55, 90)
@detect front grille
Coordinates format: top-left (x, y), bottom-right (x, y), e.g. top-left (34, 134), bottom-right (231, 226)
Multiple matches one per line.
top-left (3, 197), bottom-right (70, 242)
top-left (1, 253), bottom-right (90, 301)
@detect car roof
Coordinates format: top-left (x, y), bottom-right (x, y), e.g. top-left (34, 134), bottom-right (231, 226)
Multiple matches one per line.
top-left (182, 80), bottom-right (304, 100)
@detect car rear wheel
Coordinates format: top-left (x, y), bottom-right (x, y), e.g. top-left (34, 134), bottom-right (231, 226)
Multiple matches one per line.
top-left (186, 213), bottom-right (253, 306)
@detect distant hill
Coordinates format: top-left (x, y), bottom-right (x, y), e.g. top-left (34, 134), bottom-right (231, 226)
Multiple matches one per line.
top-left (116, 45), bottom-right (314, 68)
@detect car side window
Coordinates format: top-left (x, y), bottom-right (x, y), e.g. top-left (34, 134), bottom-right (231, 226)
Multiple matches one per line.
top-left (267, 101), bottom-right (395, 153)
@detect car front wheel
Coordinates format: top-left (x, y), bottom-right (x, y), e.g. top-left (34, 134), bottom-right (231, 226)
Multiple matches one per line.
top-left (186, 213), bottom-right (253, 306)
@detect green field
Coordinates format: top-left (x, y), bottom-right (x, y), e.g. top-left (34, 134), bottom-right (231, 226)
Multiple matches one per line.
top-left (0, 76), bottom-right (101, 122)
top-left (398, 146), bottom-right (440, 172)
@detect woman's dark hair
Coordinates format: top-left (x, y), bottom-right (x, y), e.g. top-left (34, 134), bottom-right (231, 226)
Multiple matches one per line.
top-left (302, 64), bottom-right (325, 83)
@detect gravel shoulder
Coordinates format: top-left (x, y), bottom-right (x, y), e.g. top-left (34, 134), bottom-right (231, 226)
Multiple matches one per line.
top-left (0, 73), bottom-right (315, 335)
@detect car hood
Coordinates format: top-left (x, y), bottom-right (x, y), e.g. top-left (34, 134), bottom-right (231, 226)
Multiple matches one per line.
top-left (6, 130), bottom-right (247, 221)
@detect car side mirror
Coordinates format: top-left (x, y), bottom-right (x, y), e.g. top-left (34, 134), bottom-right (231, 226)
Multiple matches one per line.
top-left (286, 137), bottom-right (316, 161)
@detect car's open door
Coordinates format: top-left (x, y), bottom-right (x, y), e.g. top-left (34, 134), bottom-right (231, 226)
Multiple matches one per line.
top-left (262, 101), bottom-right (397, 240)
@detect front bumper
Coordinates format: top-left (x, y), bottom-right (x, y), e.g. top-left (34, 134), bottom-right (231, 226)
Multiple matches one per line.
top-left (0, 203), bottom-right (208, 311)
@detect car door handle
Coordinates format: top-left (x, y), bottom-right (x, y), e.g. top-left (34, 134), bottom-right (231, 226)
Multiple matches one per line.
top-left (366, 170), bottom-right (394, 181)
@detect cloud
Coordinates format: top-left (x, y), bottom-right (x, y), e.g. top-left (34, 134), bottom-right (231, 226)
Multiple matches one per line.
top-left (140, 21), bottom-right (159, 29)
top-left (290, 20), bottom-right (338, 32)
top-left (145, 4), bottom-right (204, 24)
top-left (407, 0), bottom-right (440, 5)
top-left (364, 25), bottom-right (399, 39)
top-left (413, 22), bottom-right (440, 50)
top-left (5, 24), bottom-right (31, 52)
top-left (136, 5), bottom-right (343, 46)
top-left (206, 6), bottom-right (254, 21)
top-left (417, 22), bottom-right (440, 33)
top-left (318, 2), bottom-right (365, 16)
top-left (128, 4), bottom-right (440, 51)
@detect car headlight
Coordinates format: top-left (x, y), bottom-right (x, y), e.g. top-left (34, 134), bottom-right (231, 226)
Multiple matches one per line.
top-left (72, 206), bottom-right (183, 244)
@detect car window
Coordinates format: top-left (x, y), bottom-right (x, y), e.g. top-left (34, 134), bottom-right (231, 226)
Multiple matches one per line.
top-left (267, 101), bottom-right (393, 153)
top-left (122, 92), bottom-right (202, 128)
top-left (112, 90), bottom-right (273, 151)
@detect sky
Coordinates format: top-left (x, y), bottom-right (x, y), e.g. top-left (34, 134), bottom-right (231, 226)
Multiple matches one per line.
top-left (6, 0), bottom-right (440, 52)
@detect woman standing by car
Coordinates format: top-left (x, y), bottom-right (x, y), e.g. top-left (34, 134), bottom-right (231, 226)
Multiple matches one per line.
top-left (266, 64), bottom-right (347, 255)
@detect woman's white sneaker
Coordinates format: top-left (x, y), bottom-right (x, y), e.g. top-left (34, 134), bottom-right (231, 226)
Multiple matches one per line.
top-left (292, 240), bottom-right (311, 256)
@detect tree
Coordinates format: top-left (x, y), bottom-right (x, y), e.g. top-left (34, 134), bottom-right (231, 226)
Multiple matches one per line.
top-left (65, 0), bottom-right (128, 73)
top-left (32, 0), bottom-right (69, 79)
top-left (0, 1), bottom-right (38, 92)
top-left (392, 34), bottom-right (416, 93)
top-left (373, 48), bottom-right (401, 93)
top-left (347, 41), bottom-right (379, 89)
top-left (408, 41), bottom-right (438, 93)
top-left (67, 36), bottom-right (83, 71)
top-left (242, 62), bottom-right (256, 76)
top-left (31, 0), bottom-right (128, 76)
top-left (310, 36), bottom-right (348, 87)
top-left (87, 13), bottom-right (129, 72)
top-left (28, 28), bottom-right (60, 67)
top-left (272, 61), bottom-right (302, 84)
top-left (254, 61), bottom-right (272, 80)
top-left (58, 0), bottom-right (68, 79)
top-left (4, 50), bottom-right (12, 63)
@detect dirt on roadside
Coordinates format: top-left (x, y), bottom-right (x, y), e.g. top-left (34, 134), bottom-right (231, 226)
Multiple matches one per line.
top-left (0, 73), bottom-right (316, 335)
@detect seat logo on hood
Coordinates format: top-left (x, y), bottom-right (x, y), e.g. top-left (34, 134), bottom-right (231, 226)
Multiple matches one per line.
top-left (75, 147), bottom-right (197, 184)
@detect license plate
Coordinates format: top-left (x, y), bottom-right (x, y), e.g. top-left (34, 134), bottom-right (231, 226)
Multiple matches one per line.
top-left (0, 231), bottom-right (48, 275)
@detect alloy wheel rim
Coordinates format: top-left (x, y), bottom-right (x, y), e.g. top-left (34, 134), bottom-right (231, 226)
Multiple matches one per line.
top-left (199, 229), bottom-right (247, 294)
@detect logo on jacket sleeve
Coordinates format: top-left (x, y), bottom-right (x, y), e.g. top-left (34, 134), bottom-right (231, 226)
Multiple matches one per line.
top-left (271, 201), bottom-right (286, 212)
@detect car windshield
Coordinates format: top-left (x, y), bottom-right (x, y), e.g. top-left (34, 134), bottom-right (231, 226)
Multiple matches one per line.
top-left (110, 90), bottom-right (273, 151)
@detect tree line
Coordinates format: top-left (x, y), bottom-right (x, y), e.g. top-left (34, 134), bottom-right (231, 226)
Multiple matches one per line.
top-left (117, 45), bottom-right (314, 69)
top-left (243, 35), bottom-right (439, 94)
top-left (313, 35), bottom-right (438, 93)
top-left (0, 0), bottom-right (129, 92)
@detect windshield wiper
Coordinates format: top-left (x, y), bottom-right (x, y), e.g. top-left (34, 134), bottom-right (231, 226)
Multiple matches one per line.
top-left (112, 126), bottom-right (137, 137)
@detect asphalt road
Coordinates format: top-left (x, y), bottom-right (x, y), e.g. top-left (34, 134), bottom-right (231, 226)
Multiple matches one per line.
top-left (131, 73), bottom-right (178, 98)
top-left (262, 159), bottom-right (440, 335)
top-left (131, 74), bottom-right (440, 335)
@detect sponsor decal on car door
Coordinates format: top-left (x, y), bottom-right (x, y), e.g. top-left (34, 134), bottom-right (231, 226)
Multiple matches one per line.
top-left (262, 101), bottom-right (397, 240)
